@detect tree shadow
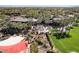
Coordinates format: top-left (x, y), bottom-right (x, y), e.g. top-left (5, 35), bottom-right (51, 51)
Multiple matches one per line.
top-left (53, 32), bottom-right (72, 39)
top-left (0, 28), bottom-right (21, 35)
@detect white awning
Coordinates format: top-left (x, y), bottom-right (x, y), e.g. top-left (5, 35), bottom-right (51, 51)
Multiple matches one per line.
top-left (0, 36), bottom-right (25, 46)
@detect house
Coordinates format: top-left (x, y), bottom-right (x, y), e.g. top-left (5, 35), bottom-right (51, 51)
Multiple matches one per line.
top-left (68, 14), bottom-right (74, 18)
top-left (35, 25), bottom-right (49, 34)
top-left (0, 36), bottom-right (28, 53)
top-left (53, 15), bottom-right (69, 21)
top-left (9, 16), bottom-right (38, 22)
top-left (57, 27), bottom-right (69, 33)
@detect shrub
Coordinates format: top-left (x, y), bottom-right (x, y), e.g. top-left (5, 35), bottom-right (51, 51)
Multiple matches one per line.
top-left (73, 23), bottom-right (79, 27)
top-left (53, 32), bottom-right (71, 39)
top-left (30, 42), bottom-right (38, 53)
top-left (36, 39), bottom-right (43, 45)
top-left (69, 26), bottom-right (73, 29)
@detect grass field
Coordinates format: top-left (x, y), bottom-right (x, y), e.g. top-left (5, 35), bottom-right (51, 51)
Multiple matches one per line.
top-left (48, 27), bottom-right (79, 53)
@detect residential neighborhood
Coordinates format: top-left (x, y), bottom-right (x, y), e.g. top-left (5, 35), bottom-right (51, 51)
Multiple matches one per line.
top-left (0, 7), bottom-right (79, 53)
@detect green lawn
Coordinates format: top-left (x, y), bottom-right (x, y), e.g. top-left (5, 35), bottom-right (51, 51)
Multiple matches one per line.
top-left (48, 27), bottom-right (79, 53)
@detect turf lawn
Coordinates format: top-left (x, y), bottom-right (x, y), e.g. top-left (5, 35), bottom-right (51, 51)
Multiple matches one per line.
top-left (48, 27), bottom-right (79, 53)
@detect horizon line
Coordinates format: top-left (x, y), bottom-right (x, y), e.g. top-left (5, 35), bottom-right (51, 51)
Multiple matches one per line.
top-left (0, 5), bottom-right (79, 7)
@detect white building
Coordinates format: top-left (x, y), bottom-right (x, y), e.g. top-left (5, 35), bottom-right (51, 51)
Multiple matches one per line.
top-left (32, 25), bottom-right (49, 34)
top-left (10, 16), bottom-right (38, 22)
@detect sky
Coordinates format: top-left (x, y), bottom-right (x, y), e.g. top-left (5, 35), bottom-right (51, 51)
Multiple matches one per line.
top-left (0, 5), bottom-right (79, 7)
top-left (0, 0), bottom-right (79, 7)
